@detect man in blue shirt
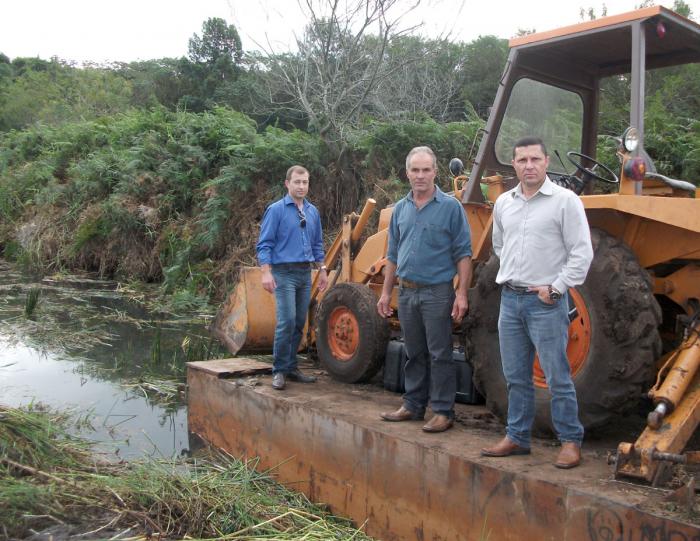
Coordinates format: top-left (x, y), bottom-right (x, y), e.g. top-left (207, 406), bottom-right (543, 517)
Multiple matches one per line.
top-left (377, 147), bottom-right (473, 432)
top-left (256, 165), bottom-right (328, 390)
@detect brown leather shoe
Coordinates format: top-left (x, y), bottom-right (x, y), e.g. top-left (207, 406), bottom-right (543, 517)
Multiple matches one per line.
top-left (554, 442), bottom-right (581, 469)
top-left (422, 414), bottom-right (454, 433)
top-left (380, 405), bottom-right (423, 422)
top-left (481, 436), bottom-right (531, 457)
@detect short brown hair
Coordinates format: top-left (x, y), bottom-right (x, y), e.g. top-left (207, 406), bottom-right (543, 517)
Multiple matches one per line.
top-left (286, 165), bottom-right (309, 180)
top-left (512, 136), bottom-right (548, 159)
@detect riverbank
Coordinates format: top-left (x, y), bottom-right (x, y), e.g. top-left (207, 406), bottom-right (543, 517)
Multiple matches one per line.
top-left (0, 405), bottom-right (373, 540)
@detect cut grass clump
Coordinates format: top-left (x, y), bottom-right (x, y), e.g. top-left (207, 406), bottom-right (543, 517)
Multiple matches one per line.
top-left (0, 405), bottom-right (373, 540)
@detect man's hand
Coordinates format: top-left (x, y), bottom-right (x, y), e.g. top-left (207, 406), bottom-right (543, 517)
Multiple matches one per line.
top-left (377, 293), bottom-right (393, 318)
top-left (317, 270), bottom-right (328, 292)
top-left (528, 285), bottom-right (553, 304)
top-left (261, 267), bottom-right (276, 293)
top-left (451, 292), bottom-right (469, 323)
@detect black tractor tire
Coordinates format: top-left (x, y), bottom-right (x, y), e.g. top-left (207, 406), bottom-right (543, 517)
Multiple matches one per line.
top-left (464, 228), bottom-right (662, 434)
top-left (315, 282), bottom-right (390, 383)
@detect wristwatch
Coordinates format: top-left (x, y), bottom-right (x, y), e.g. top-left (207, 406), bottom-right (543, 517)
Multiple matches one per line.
top-left (548, 285), bottom-right (562, 301)
top-left (320, 265), bottom-right (328, 272)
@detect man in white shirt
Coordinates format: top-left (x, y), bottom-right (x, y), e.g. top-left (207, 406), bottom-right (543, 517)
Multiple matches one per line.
top-left (480, 136), bottom-right (593, 469)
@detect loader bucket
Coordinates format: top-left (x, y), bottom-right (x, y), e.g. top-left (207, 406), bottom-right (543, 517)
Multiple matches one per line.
top-left (210, 266), bottom-right (277, 355)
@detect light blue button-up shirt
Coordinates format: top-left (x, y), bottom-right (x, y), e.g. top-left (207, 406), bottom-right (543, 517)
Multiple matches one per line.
top-left (387, 187), bottom-right (472, 285)
top-left (256, 194), bottom-right (325, 266)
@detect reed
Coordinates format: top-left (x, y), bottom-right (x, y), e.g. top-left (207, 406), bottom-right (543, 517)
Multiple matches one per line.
top-left (0, 405), bottom-right (373, 540)
top-left (23, 287), bottom-right (41, 319)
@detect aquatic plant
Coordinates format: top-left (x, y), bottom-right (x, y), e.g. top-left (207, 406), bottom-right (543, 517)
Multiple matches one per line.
top-left (0, 405), bottom-right (373, 540)
top-left (23, 287), bottom-right (41, 319)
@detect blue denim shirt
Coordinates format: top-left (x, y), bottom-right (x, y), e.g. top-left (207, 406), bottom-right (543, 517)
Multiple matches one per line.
top-left (387, 187), bottom-right (472, 284)
top-left (256, 194), bottom-right (325, 266)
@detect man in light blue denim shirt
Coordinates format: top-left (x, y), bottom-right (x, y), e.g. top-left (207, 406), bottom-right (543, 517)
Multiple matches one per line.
top-left (377, 146), bottom-right (472, 433)
top-left (256, 165), bottom-right (328, 390)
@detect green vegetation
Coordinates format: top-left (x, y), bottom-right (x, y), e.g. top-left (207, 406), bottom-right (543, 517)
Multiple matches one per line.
top-left (0, 405), bottom-right (373, 539)
top-left (0, 5), bottom-right (698, 307)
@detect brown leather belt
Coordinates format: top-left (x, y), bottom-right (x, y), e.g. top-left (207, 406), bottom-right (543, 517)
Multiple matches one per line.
top-left (399, 278), bottom-right (427, 289)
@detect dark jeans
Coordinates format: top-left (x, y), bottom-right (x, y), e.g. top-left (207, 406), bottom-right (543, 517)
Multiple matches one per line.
top-left (271, 265), bottom-right (311, 374)
top-left (498, 288), bottom-right (584, 447)
top-left (398, 281), bottom-right (456, 417)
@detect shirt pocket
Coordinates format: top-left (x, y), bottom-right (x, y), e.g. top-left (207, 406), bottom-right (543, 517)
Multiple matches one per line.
top-left (422, 223), bottom-right (449, 249)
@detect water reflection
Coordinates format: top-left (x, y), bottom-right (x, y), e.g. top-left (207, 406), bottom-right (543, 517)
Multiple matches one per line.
top-left (0, 262), bottom-right (225, 459)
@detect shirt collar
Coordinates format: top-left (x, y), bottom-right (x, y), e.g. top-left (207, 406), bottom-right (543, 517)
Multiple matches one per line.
top-left (513, 175), bottom-right (554, 199)
top-left (406, 186), bottom-right (445, 203)
top-left (284, 194), bottom-right (307, 208)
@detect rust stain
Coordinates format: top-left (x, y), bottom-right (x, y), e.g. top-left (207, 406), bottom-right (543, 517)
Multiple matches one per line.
top-left (187, 363), bottom-right (700, 541)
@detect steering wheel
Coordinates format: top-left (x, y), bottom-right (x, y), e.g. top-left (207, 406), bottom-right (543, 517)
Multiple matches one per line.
top-left (566, 151), bottom-right (619, 184)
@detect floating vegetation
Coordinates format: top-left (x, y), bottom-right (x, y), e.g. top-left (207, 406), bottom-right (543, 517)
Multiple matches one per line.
top-left (0, 405), bottom-right (373, 540)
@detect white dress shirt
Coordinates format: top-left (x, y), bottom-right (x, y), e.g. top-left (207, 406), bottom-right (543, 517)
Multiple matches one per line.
top-left (492, 176), bottom-right (593, 294)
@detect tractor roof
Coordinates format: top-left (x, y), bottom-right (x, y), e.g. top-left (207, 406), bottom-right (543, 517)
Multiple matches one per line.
top-left (509, 6), bottom-right (700, 77)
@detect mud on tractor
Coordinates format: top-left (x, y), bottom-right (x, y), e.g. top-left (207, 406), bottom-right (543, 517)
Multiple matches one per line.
top-left (212, 6), bottom-right (700, 486)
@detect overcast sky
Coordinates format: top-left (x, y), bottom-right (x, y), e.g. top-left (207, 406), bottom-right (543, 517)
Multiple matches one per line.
top-left (1, 0), bottom-right (697, 64)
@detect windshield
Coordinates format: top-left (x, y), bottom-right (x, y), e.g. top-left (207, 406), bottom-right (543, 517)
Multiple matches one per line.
top-left (495, 78), bottom-right (584, 173)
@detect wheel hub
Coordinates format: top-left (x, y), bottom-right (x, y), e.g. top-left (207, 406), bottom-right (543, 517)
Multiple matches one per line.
top-left (327, 306), bottom-right (360, 361)
top-left (534, 289), bottom-right (591, 388)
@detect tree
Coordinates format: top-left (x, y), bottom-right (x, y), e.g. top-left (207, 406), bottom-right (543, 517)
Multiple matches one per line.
top-left (460, 36), bottom-right (508, 118)
top-left (370, 36), bottom-right (470, 122)
top-left (673, 0), bottom-right (693, 18)
top-left (185, 18), bottom-right (244, 110)
top-left (188, 18), bottom-right (243, 66)
top-left (259, 0), bottom-right (422, 216)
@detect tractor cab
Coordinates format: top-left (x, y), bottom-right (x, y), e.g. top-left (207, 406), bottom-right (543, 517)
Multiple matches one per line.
top-left (463, 6), bottom-right (700, 204)
top-left (460, 6), bottom-right (700, 486)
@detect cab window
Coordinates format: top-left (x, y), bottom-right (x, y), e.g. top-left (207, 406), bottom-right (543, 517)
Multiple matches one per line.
top-left (495, 78), bottom-right (583, 174)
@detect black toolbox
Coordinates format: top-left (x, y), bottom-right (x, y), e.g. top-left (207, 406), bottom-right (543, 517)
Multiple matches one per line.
top-left (382, 341), bottom-right (483, 405)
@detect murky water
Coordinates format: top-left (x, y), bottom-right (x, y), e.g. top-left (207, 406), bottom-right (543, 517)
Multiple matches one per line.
top-left (0, 261), bottom-right (226, 459)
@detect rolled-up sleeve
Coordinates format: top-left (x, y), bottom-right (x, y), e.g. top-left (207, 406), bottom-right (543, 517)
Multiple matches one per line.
top-left (449, 200), bottom-right (472, 261)
top-left (386, 206), bottom-right (401, 265)
top-left (552, 195), bottom-right (593, 293)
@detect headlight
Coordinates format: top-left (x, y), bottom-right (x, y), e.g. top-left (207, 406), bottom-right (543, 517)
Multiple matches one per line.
top-left (622, 127), bottom-right (639, 152)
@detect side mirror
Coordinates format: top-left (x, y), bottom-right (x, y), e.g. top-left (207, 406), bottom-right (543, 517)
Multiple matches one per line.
top-left (449, 158), bottom-right (464, 177)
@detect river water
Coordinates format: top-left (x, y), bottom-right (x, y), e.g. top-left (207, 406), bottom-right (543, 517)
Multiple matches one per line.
top-left (0, 261), bottom-right (226, 459)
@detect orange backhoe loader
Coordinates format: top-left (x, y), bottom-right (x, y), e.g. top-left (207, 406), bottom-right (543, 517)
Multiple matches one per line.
top-left (211, 6), bottom-right (700, 486)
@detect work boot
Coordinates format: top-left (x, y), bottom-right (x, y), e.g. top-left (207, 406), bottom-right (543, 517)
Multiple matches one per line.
top-left (286, 369), bottom-right (317, 383)
top-left (272, 372), bottom-right (286, 390)
top-left (554, 442), bottom-right (581, 469)
top-left (481, 436), bottom-right (531, 457)
top-left (380, 405), bottom-right (424, 422)
top-left (422, 414), bottom-right (454, 433)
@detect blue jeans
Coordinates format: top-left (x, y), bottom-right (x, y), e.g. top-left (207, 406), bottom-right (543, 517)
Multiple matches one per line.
top-left (498, 288), bottom-right (583, 447)
top-left (271, 265), bottom-right (311, 374)
top-left (398, 282), bottom-right (456, 418)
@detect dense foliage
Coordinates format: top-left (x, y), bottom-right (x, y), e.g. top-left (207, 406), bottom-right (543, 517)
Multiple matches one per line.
top-left (1, 5), bottom-right (699, 306)
top-left (0, 107), bottom-right (480, 306)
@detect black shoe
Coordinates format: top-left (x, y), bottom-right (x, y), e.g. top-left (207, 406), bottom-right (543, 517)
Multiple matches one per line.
top-left (272, 372), bottom-right (286, 390)
top-left (287, 369), bottom-right (317, 383)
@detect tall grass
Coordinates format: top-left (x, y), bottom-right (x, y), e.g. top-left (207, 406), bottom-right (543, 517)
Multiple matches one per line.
top-left (0, 405), bottom-right (373, 540)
